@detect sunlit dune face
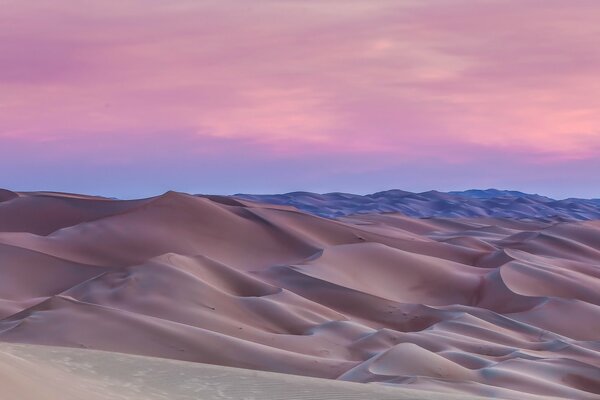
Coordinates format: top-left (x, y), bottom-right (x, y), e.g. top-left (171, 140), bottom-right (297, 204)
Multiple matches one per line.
top-left (1, 0), bottom-right (599, 196)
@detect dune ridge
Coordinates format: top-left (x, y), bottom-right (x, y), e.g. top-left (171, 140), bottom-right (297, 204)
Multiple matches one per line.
top-left (0, 189), bottom-right (599, 399)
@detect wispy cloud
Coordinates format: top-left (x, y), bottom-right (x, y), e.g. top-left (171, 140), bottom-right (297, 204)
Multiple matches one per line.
top-left (1, 0), bottom-right (599, 196)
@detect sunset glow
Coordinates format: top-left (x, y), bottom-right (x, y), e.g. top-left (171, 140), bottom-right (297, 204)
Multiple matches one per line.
top-left (2, 0), bottom-right (600, 197)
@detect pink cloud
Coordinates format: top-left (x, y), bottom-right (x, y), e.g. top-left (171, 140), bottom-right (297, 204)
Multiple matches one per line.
top-left (1, 0), bottom-right (600, 196)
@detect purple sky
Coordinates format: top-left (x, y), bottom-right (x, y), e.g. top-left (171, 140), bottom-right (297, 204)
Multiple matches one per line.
top-left (1, 0), bottom-right (600, 198)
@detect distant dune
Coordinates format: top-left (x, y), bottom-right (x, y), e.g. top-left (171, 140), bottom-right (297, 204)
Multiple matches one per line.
top-left (0, 189), bottom-right (599, 399)
top-left (235, 189), bottom-right (600, 219)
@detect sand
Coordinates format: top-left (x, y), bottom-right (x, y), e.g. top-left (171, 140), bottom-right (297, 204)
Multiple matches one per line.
top-left (235, 189), bottom-right (600, 219)
top-left (0, 190), bottom-right (599, 399)
top-left (1, 342), bottom-right (505, 400)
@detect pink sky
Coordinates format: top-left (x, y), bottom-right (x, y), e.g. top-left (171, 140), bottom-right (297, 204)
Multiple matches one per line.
top-left (1, 0), bottom-right (600, 198)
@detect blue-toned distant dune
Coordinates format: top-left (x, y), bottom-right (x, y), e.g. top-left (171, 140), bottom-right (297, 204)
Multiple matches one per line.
top-left (234, 189), bottom-right (600, 220)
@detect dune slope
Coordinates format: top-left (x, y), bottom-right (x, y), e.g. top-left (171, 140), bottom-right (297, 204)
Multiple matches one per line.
top-left (0, 190), bottom-right (599, 399)
top-left (1, 343), bottom-right (502, 400)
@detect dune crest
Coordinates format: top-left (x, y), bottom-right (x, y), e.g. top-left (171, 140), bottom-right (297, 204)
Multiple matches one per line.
top-left (0, 190), bottom-right (599, 399)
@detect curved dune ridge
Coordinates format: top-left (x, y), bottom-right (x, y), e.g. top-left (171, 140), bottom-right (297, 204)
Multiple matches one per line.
top-left (0, 190), bottom-right (599, 399)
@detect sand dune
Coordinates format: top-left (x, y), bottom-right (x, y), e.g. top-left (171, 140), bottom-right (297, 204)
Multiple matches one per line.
top-left (0, 190), bottom-right (599, 399)
top-left (1, 343), bottom-right (503, 400)
top-left (236, 189), bottom-right (600, 219)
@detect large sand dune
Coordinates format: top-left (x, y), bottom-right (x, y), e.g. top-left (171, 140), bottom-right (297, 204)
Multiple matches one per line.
top-left (1, 343), bottom-right (500, 400)
top-left (0, 190), bottom-right (599, 399)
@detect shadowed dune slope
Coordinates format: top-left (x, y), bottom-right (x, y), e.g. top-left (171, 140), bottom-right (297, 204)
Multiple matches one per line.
top-left (0, 190), bottom-right (599, 399)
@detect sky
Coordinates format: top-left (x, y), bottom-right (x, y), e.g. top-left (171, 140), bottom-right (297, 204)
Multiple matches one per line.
top-left (1, 0), bottom-right (600, 199)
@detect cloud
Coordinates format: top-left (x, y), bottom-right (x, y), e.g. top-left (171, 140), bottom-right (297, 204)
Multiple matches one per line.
top-left (1, 0), bottom-right (599, 196)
